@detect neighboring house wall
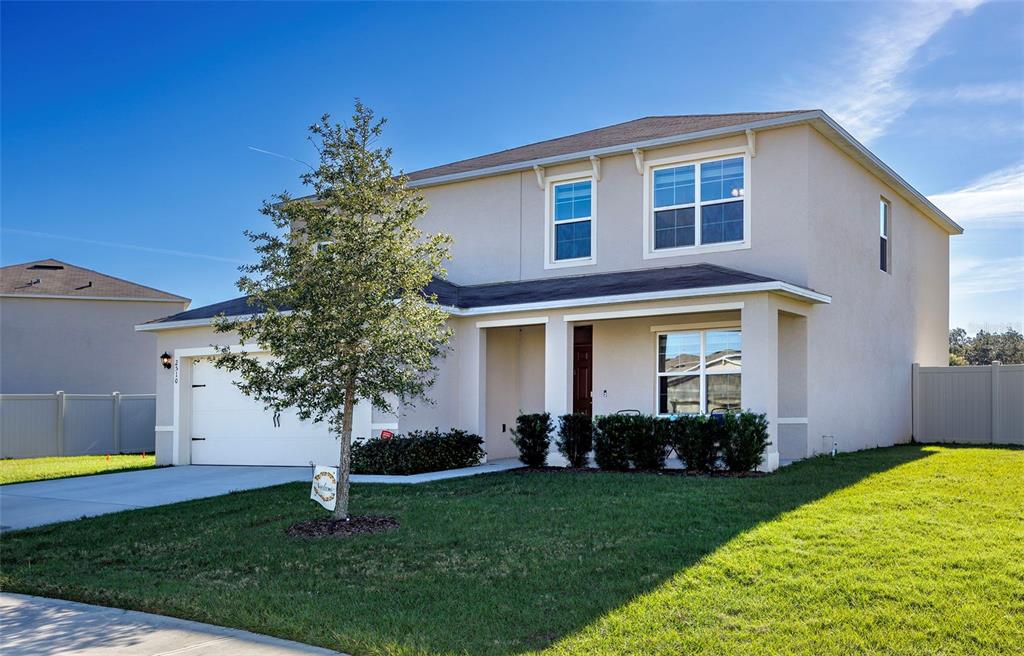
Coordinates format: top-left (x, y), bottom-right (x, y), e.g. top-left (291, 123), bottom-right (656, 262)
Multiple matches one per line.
top-left (0, 297), bottom-right (187, 394)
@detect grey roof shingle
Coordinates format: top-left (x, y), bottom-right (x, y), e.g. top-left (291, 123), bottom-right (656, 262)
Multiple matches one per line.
top-left (0, 259), bottom-right (189, 302)
top-left (147, 263), bottom-right (791, 324)
top-left (405, 112), bottom-right (810, 182)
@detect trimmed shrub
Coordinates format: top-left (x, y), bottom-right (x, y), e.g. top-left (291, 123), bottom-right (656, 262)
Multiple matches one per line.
top-left (670, 414), bottom-right (724, 472)
top-left (629, 416), bottom-right (670, 470)
top-left (511, 413), bottom-right (553, 467)
top-left (594, 414), bottom-right (669, 470)
top-left (351, 428), bottom-right (484, 475)
top-left (593, 415), bottom-right (632, 470)
top-left (720, 412), bottom-right (771, 472)
top-left (556, 413), bottom-right (593, 468)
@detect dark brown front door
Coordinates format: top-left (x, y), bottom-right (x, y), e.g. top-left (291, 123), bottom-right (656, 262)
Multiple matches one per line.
top-left (572, 325), bottom-right (593, 416)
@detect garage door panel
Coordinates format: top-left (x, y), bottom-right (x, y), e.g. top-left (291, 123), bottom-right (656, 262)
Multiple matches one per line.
top-left (189, 357), bottom-right (370, 466)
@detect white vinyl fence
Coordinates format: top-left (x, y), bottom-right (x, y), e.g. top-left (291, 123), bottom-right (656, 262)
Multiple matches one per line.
top-left (0, 392), bottom-right (155, 459)
top-left (912, 362), bottom-right (1024, 445)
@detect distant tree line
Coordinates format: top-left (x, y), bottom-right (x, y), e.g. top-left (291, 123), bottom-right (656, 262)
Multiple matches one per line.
top-left (949, 327), bottom-right (1024, 365)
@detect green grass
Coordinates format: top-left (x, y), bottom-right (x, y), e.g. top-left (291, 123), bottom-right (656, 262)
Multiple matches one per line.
top-left (0, 454), bottom-right (157, 485)
top-left (1, 445), bottom-right (1021, 655)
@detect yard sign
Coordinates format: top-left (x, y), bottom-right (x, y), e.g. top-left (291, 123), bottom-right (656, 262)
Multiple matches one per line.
top-left (310, 465), bottom-right (339, 511)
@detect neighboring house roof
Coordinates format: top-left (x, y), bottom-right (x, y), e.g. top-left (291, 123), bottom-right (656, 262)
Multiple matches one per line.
top-left (0, 259), bottom-right (190, 303)
top-left (137, 263), bottom-right (830, 331)
top-left (405, 112), bottom-right (808, 182)
top-left (393, 110), bottom-right (960, 235)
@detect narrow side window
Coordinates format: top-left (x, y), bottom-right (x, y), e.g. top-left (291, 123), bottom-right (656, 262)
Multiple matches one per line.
top-left (880, 198), bottom-right (891, 272)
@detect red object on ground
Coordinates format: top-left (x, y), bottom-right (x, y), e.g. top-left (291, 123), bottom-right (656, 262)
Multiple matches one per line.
top-left (379, 430), bottom-right (394, 441)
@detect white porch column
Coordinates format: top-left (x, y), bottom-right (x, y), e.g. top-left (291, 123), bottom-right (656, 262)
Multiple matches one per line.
top-left (741, 297), bottom-right (780, 471)
top-left (544, 316), bottom-right (571, 464)
top-left (457, 321), bottom-right (487, 445)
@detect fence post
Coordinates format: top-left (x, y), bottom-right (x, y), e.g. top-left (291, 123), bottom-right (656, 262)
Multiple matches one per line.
top-left (112, 391), bottom-right (122, 454)
top-left (55, 390), bottom-right (66, 456)
top-left (991, 361), bottom-right (1002, 444)
top-left (911, 363), bottom-right (920, 442)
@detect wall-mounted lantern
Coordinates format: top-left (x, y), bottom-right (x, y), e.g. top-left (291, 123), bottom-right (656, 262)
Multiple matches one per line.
top-left (160, 352), bottom-right (173, 369)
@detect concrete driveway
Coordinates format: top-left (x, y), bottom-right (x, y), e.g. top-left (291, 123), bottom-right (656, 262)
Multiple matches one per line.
top-left (0, 465), bottom-right (309, 532)
top-left (0, 460), bottom-right (520, 532)
top-left (0, 593), bottom-right (343, 655)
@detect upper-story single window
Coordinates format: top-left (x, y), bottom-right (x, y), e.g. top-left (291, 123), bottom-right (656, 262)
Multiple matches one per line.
top-left (879, 198), bottom-right (891, 273)
top-left (646, 153), bottom-right (748, 258)
top-left (550, 178), bottom-right (594, 264)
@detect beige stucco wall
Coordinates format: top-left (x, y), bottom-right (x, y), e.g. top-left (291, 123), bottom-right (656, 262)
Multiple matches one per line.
top-left (483, 324), bottom-right (544, 459)
top-left (803, 129), bottom-right (951, 454)
top-left (0, 297), bottom-right (186, 394)
top-left (419, 126), bottom-right (814, 286)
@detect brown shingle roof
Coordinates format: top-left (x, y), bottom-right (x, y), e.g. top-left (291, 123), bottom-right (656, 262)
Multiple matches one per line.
top-left (406, 111), bottom-right (811, 181)
top-left (0, 259), bottom-right (189, 302)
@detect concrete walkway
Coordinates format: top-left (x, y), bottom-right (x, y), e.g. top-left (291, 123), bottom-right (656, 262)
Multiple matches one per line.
top-left (0, 459), bottom-right (520, 532)
top-left (0, 593), bottom-right (343, 655)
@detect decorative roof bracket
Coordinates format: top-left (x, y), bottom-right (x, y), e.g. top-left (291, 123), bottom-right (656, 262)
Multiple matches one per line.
top-left (632, 148), bottom-right (644, 175)
top-left (590, 156), bottom-right (602, 181)
top-left (533, 165), bottom-right (545, 189)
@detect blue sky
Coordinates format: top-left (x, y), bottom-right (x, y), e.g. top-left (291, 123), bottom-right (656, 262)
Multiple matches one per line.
top-left (2, 1), bottom-right (1021, 333)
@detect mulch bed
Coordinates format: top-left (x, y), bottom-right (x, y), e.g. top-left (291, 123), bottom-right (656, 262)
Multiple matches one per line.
top-left (514, 466), bottom-right (766, 478)
top-left (285, 515), bottom-right (399, 539)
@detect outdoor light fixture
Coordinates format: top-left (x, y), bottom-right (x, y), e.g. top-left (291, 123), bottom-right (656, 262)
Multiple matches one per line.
top-left (160, 352), bottom-right (173, 369)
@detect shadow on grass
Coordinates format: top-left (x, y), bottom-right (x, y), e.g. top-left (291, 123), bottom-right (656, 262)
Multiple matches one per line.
top-left (0, 445), bottom-right (941, 656)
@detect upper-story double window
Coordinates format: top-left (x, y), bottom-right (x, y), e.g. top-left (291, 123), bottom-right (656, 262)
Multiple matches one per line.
top-left (644, 152), bottom-right (750, 258)
top-left (546, 175), bottom-right (596, 268)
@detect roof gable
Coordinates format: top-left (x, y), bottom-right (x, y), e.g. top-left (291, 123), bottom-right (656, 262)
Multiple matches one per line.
top-left (0, 259), bottom-right (189, 302)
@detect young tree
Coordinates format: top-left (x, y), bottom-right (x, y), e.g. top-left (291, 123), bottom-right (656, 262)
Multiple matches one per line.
top-left (212, 101), bottom-right (453, 520)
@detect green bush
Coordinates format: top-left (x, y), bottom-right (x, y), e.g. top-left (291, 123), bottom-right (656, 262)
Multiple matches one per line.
top-left (629, 416), bottom-right (670, 470)
top-left (511, 413), bottom-right (553, 467)
top-left (720, 412), bottom-right (771, 472)
top-left (594, 414), bottom-right (669, 470)
top-left (351, 428), bottom-right (484, 475)
top-left (593, 415), bottom-right (632, 470)
top-left (556, 413), bottom-right (593, 468)
top-left (670, 414), bottom-right (724, 472)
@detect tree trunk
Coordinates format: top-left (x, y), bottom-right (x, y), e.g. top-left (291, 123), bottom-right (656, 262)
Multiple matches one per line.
top-left (333, 375), bottom-right (356, 520)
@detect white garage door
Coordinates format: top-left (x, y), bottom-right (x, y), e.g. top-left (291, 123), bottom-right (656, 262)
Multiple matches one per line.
top-left (189, 356), bottom-right (371, 466)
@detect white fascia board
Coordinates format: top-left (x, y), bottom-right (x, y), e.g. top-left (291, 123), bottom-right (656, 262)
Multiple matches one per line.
top-left (808, 113), bottom-right (962, 235)
top-left (135, 314), bottom-right (258, 332)
top-left (1, 293), bottom-right (188, 303)
top-left (453, 281), bottom-right (830, 316)
top-left (406, 112), bottom-right (822, 189)
top-left (137, 282), bottom-right (830, 332)
top-left (407, 109), bottom-right (961, 236)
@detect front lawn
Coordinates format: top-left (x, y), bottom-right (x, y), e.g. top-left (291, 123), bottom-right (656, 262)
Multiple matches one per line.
top-left (1, 445), bottom-right (1021, 655)
top-left (0, 454), bottom-right (157, 485)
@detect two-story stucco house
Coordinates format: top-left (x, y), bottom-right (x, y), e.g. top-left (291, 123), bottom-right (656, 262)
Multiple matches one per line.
top-left (138, 110), bottom-right (961, 470)
top-left (1, 259), bottom-right (189, 395)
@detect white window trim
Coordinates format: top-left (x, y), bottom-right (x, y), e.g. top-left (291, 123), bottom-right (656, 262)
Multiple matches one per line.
top-left (642, 147), bottom-right (751, 260)
top-left (654, 327), bottom-right (742, 416)
top-left (545, 171), bottom-right (597, 269)
top-left (880, 196), bottom-right (891, 274)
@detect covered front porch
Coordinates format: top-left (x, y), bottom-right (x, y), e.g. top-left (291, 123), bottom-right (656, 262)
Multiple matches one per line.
top-left (458, 293), bottom-right (815, 471)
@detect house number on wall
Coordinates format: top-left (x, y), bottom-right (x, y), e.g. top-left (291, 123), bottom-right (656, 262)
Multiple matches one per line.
top-left (174, 359), bottom-right (179, 384)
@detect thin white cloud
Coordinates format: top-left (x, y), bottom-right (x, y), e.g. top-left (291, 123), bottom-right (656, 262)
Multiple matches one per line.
top-left (950, 255), bottom-right (1024, 296)
top-left (916, 81), bottom-right (1024, 105)
top-left (928, 163), bottom-right (1024, 227)
top-left (805, 0), bottom-right (984, 144)
top-left (1, 228), bottom-right (248, 264)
